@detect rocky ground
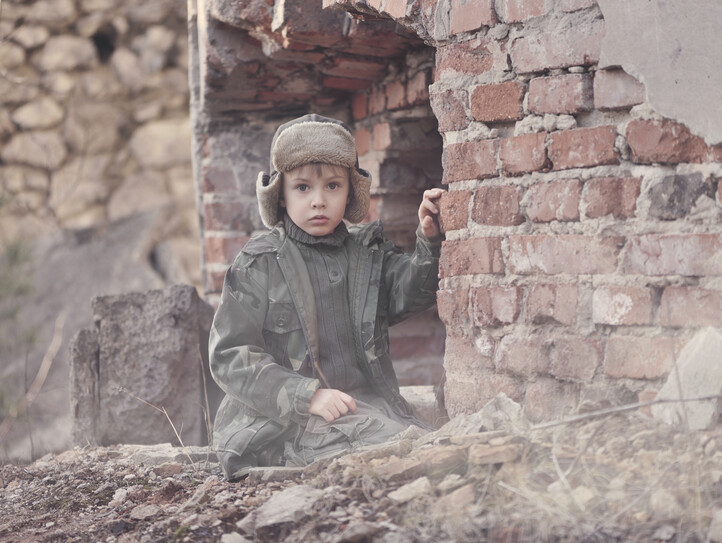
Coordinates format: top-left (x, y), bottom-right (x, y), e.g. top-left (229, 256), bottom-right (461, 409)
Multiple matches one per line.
top-left (1, 396), bottom-right (721, 543)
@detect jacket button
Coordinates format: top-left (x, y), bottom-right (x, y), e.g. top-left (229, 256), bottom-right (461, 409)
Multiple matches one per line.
top-left (277, 317), bottom-right (286, 326)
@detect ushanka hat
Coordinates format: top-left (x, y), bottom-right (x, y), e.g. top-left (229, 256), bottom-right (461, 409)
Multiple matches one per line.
top-left (256, 114), bottom-right (372, 228)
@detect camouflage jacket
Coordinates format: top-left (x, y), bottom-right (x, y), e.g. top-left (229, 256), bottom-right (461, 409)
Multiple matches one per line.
top-left (209, 221), bottom-right (440, 479)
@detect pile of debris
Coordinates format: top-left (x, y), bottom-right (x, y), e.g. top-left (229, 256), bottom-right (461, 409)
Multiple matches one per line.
top-left (1, 395), bottom-right (721, 542)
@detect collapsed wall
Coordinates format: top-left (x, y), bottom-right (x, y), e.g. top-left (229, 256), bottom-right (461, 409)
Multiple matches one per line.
top-left (191, 0), bottom-right (722, 421)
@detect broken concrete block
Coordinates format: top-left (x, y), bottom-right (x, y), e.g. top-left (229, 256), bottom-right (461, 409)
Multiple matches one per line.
top-left (651, 327), bottom-right (722, 430)
top-left (467, 443), bottom-right (523, 465)
top-left (414, 445), bottom-right (468, 480)
top-left (254, 485), bottom-right (324, 536)
top-left (388, 476), bottom-right (431, 503)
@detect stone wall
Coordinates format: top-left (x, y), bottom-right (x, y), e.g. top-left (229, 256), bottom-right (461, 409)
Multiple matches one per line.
top-left (0, 0), bottom-right (200, 287)
top-left (192, 0), bottom-right (722, 421)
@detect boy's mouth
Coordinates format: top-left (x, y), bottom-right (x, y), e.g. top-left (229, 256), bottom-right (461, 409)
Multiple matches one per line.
top-left (309, 215), bottom-right (329, 223)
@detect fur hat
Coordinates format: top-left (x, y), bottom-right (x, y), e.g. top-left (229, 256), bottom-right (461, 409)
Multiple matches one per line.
top-left (256, 114), bottom-right (372, 228)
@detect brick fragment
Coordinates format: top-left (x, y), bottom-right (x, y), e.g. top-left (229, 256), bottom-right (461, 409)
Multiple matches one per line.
top-left (472, 185), bottom-right (524, 226)
top-left (594, 69), bottom-right (645, 110)
top-left (524, 179), bottom-right (581, 222)
top-left (550, 337), bottom-right (602, 381)
top-left (592, 286), bottom-right (654, 325)
top-left (437, 288), bottom-right (472, 336)
top-left (443, 140), bottom-right (498, 183)
top-left (439, 237), bottom-right (504, 277)
top-left (406, 70), bottom-right (430, 105)
top-left (470, 81), bottom-right (525, 122)
top-left (581, 177), bottom-right (641, 219)
top-left (626, 120), bottom-right (707, 164)
top-left (548, 126), bottom-right (618, 170)
top-left (205, 235), bottom-right (250, 265)
top-left (660, 287), bottom-right (722, 328)
top-left (436, 40), bottom-right (495, 77)
top-left (430, 90), bottom-right (470, 133)
top-left (468, 443), bottom-right (522, 465)
top-left (322, 77), bottom-right (370, 91)
top-left (510, 20), bottom-right (604, 73)
top-left (495, 335), bottom-right (550, 377)
top-left (498, 0), bottom-right (550, 23)
top-left (471, 286), bottom-right (521, 327)
top-left (524, 378), bottom-right (579, 422)
top-left (368, 86), bottom-right (386, 115)
top-left (508, 235), bottom-right (623, 275)
top-left (604, 336), bottom-right (680, 379)
top-left (385, 80), bottom-right (407, 110)
top-left (323, 57), bottom-right (387, 80)
top-left (355, 126), bottom-right (371, 156)
top-left (526, 284), bottom-right (578, 325)
top-left (623, 234), bottom-right (722, 276)
top-left (528, 74), bottom-right (593, 115)
top-left (647, 173), bottom-right (709, 220)
top-left (372, 123), bottom-right (391, 150)
top-left (499, 132), bottom-right (548, 176)
top-left (438, 190), bottom-right (471, 232)
top-left (352, 93), bottom-right (368, 120)
top-left (450, 0), bottom-right (498, 35)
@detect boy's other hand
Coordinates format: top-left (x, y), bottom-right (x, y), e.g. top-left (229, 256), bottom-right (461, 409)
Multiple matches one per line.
top-left (418, 188), bottom-right (445, 239)
top-left (309, 388), bottom-right (358, 422)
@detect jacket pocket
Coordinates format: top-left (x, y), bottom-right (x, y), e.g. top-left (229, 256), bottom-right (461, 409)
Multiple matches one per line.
top-left (264, 302), bottom-right (302, 333)
top-left (263, 302), bottom-right (304, 370)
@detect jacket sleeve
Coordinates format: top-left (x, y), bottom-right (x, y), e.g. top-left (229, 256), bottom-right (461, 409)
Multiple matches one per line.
top-left (208, 255), bottom-right (320, 425)
top-left (382, 227), bottom-right (442, 326)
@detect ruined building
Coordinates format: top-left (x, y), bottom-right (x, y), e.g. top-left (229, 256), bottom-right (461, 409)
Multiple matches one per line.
top-left (189, 0), bottom-right (722, 421)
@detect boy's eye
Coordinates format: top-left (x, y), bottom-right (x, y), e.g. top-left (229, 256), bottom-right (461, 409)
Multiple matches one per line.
top-left (328, 182), bottom-right (339, 190)
top-left (296, 184), bottom-right (309, 192)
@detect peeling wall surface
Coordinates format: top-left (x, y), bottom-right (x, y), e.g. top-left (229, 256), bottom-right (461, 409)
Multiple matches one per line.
top-left (598, 0), bottom-right (722, 145)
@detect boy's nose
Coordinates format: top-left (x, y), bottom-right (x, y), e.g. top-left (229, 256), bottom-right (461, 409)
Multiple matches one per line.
top-left (311, 194), bottom-right (326, 208)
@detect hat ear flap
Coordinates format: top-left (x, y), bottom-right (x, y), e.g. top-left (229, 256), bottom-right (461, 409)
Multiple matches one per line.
top-left (256, 171), bottom-right (282, 228)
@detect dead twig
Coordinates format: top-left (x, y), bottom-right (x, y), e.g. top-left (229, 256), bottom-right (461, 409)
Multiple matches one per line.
top-left (0, 313), bottom-right (66, 443)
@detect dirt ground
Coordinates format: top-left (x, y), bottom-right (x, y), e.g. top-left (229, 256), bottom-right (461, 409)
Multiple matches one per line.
top-left (1, 400), bottom-right (721, 543)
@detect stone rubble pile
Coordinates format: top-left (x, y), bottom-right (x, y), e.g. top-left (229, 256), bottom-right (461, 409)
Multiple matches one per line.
top-left (0, 0), bottom-right (199, 286)
top-left (2, 395), bottom-right (721, 542)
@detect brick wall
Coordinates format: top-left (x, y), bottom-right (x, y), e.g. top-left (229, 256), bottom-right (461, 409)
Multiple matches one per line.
top-left (326, 0), bottom-right (722, 420)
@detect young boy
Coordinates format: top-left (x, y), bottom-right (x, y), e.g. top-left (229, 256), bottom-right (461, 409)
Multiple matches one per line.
top-left (209, 114), bottom-right (444, 480)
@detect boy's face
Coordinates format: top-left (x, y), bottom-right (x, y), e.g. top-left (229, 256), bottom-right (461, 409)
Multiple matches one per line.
top-left (281, 163), bottom-right (350, 237)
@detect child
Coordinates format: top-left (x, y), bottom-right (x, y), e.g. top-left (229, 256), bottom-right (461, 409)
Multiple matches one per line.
top-left (209, 114), bottom-right (444, 480)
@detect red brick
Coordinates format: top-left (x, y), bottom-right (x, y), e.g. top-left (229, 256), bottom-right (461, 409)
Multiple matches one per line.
top-left (550, 337), bottom-right (602, 381)
top-left (508, 235), bottom-right (623, 275)
top-left (524, 378), bottom-right (579, 422)
top-left (472, 185), bottom-right (524, 226)
top-left (581, 177), bottom-right (641, 219)
top-left (438, 190), bottom-right (471, 232)
top-left (368, 86), bottom-right (386, 115)
top-left (445, 363), bottom-right (522, 417)
top-left (323, 57), bottom-right (387, 80)
top-left (660, 287), bottom-right (722, 328)
top-left (528, 74), bottom-right (593, 115)
top-left (471, 286), bottom-right (521, 327)
top-left (526, 284), bottom-right (578, 325)
top-left (437, 288), bottom-right (471, 336)
top-left (443, 140), bottom-right (498, 183)
top-left (407, 70), bottom-right (430, 105)
top-left (383, 0), bottom-right (408, 18)
top-left (548, 126), bottom-right (618, 170)
top-left (499, 132), bottom-right (548, 176)
top-left (205, 235), bottom-right (250, 265)
top-left (443, 334), bottom-right (492, 374)
top-left (710, 145), bottom-right (722, 164)
top-left (495, 335), bottom-right (550, 377)
top-left (593, 69), bottom-right (645, 111)
top-left (626, 119), bottom-right (707, 164)
top-left (206, 270), bottom-right (227, 294)
top-left (499, 0), bottom-right (550, 23)
top-left (385, 80), bottom-right (407, 110)
top-left (436, 40), bottom-right (495, 77)
top-left (355, 126), bottom-right (371, 156)
top-left (430, 90), bottom-right (470, 133)
top-left (439, 237), bottom-right (504, 277)
top-left (604, 336), bottom-right (681, 379)
top-left (524, 179), bottom-right (581, 222)
top-left (623, 234), bottom-right (722, 276)
top-left (510, 20), bottom-right (604, 73)
top-left (372, 122), bottom-right (391, 150)
top-left (470, 81), bottom-right (525, 122)
top-left (201, 162), bottom-right (237, 193)
top-left (322, 77), bottom-right (371, 91)
top-left (592, 286), bottom-right (654, 325)
top-left (352, 93), bottom-right (368, 120)
top-left (204, 201), bottom-right (256, 232)
top-left (449, 0), bottom-right (498, 35)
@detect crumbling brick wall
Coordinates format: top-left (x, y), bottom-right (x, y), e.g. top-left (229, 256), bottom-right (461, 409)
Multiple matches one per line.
top-left (190, 0), bottom-right (722, 419)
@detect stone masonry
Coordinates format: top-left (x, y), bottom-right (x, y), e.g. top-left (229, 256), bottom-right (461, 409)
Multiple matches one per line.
top-left (190, 0), bottom-right (722, 422)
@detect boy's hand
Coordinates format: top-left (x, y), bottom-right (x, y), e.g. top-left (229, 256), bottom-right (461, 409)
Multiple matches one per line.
top-left (418, 188), bottom-right (445, 239)
top-left (308, 388), bottom-right (357, 422)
